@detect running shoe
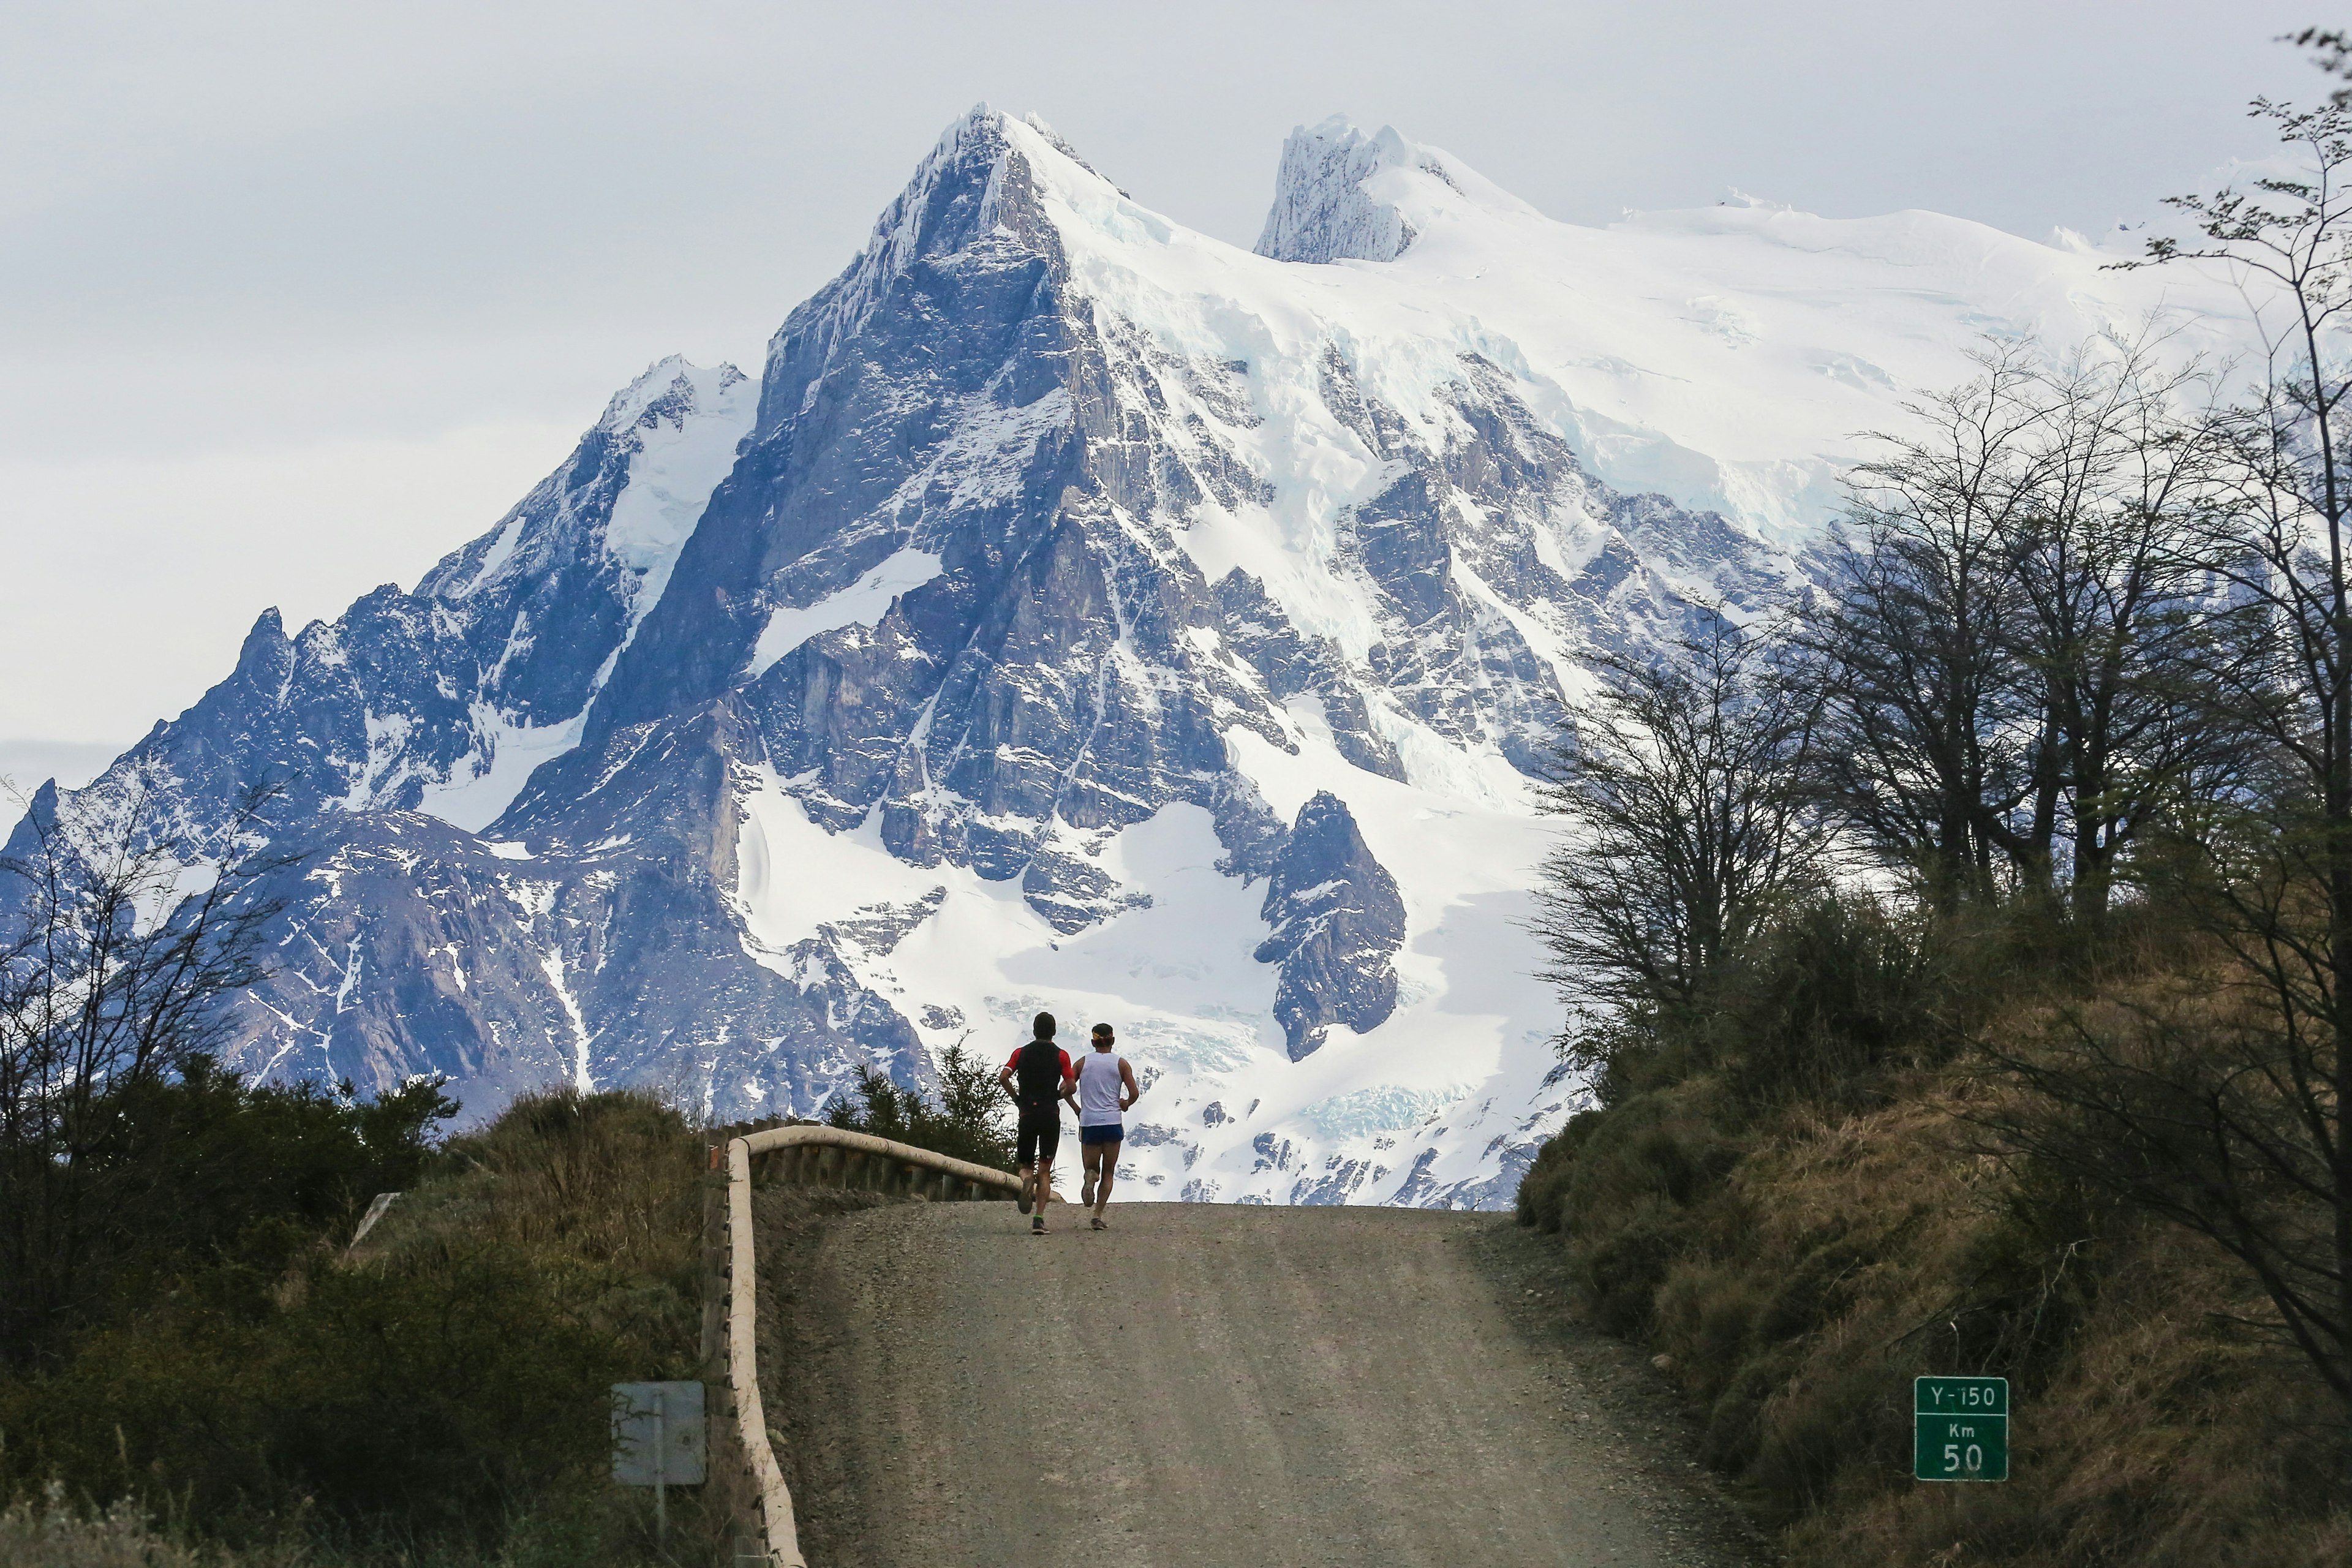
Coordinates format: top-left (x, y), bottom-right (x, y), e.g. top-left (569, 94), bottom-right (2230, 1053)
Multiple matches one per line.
top-left (1080, 1176), bottom-right (1096, 1208)
top-left (1017, 1177), bottom-right (1032, 1215)
top-left (1090, 1216), bottom-right (1107, 1231)
top-left (1031, 1214), bottom-right (1047, 1235)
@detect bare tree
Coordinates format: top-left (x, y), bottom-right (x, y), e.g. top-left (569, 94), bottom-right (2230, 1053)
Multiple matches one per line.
top-left (1799, 346), bottom-right (2057, 908)
top-left (2003, 341), bottom-right (2225, 920)
top-left (1535, 610), bottom-right (1828, 1061)
top-left (1980, 87), bottom-right (2352, 1420)
top-left (0, 771), bottom-right (286, 1364)
top-left (1801, 339), bottom-right (2226, 918)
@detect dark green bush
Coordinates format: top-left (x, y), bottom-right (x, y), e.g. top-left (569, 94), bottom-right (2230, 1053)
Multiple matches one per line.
top-left (0, 1087), bottom-right (710, 1564)
top-left (3, 1055), bottom-right (455, 1368)
top-left (1518, 1085), bottom-right (1738, 1335)
top-left (1713, 894), bottom-right (1946, 1110)
top-left (2, 1251), bottom-right (625, 1543)
top-left (824, 1043), bottom-right (1013, 1170)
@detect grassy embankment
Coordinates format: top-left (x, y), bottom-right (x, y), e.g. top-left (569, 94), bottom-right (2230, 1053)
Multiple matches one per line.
top-left (1, 1086), bottom-right (718, 1567)
top-left (1517, 899), bottom-right (2351, 1564)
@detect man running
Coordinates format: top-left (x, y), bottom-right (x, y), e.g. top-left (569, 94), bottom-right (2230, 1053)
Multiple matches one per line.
top-left (1074, 1022), bottom-right (1140, 1231)
top-left (998, 1011), bottom-right (1076, 1235)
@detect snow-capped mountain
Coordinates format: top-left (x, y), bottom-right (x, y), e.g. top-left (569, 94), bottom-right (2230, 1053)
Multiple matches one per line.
top-left (10, 110), bottom-right (2253, 1205)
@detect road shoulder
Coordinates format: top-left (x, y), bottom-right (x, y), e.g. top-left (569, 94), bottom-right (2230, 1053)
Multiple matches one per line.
top-left (1468, 1216), bottom-right (1774, 1564)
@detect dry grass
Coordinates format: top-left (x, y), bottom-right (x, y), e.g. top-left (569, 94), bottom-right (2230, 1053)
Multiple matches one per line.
top-left (0, 1486), bottom-right (301, 1568)
top-left (367, 1088), bottom-right (704, 1285)
top-left (1521, 929), bottom-right (2350, 1565)
top-left (0, 1491), bottom-right (207, 1568)
top-left (1768, 1090), bottom-right (2342, 1561)
top-left (1760, 1084), bottom-right (2346, 1566)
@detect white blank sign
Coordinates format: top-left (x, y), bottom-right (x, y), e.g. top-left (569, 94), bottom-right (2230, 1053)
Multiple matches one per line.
top-left (611, 1381), bottom-right (707, 1486)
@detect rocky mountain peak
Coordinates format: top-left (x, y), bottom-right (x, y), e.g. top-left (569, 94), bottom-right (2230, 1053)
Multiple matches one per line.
top-left (1251, 116), bottom-right (1544, 268)
top-left (748, 107), bottom-right (1104, 443)
top-left (1255, 116), bottom-right (1436, 264)
top-left (233, 606), bottom-right (290, 677)
top-left (594, 355), bottom-right (747, 439)
top-left (13, 97), bottom-right (2218, 1210)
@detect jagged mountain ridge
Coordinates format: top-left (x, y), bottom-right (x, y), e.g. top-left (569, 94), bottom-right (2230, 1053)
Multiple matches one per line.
top-left (13, 109), bottom-right (2250, 1205)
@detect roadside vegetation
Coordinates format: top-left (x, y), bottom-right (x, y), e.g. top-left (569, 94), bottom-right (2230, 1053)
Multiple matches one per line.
top-left (821, 1046), bottom-right (1016, 1171)
top-left (0, 780), bottom-right (718, 1564)
top-left (0, 748), bottom-right (1009, 1566)
top-left (1521, 56), bottom-right (2352, 1566)
top-left (0, 1074), bottom-right (715, 1566)
top-left (1521, 903), bottom-right (2350, 1562)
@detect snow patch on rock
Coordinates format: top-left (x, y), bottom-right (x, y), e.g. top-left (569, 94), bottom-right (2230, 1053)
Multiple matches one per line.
top-left (749, 548), bottom-right (944, 677)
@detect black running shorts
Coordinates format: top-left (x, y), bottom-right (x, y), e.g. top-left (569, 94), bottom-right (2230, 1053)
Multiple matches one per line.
top-left (1016, 1109), bottom-right (1061, 1170)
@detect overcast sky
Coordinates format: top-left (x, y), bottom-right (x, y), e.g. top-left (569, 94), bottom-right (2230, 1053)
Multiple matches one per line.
top-left (0, 0), bottom-right (2326, 772)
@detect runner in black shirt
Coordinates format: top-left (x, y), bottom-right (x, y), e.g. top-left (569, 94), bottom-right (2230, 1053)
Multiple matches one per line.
top-left (997, 1011), bottom-right (1077, 1234)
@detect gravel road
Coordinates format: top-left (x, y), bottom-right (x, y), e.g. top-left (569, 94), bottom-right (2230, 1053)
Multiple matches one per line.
top-left (760, 1196), bottom-right (1757, 1567)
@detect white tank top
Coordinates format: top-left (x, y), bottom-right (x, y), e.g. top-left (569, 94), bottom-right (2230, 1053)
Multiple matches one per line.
top-left (1076, 1052), bottom-right (1126, 1126)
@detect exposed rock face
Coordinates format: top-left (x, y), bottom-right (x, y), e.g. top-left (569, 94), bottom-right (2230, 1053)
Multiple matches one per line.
top-left (80, 358), bottom-right (754, 839)
top-left (1254, 793), bottom-right (1405, 1060)
top-left (7, 108), bottom-right (1796, 1204)
top-left (1255, 116), bottom-right (1430, 265)
top-left (1214, 570), bottom-right (1405, 780)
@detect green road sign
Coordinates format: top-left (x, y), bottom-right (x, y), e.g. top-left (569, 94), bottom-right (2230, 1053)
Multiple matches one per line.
top-left (1913, 1376), bottom-right (2008, 1482)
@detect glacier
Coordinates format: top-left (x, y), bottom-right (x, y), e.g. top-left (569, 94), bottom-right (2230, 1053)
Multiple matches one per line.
top-left (5, 108), bottom-right (2259, 1207)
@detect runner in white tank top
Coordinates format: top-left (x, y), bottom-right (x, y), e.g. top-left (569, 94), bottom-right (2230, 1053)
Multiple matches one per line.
top-left (1076, 1023), bottom-right (1140, 1229)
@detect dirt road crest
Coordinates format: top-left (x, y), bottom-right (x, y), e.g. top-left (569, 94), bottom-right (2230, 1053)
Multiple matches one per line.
top-left (761, 1199), bottom-right (1755, 1567)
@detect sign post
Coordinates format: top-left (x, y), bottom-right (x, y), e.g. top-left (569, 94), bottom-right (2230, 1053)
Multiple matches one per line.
top-left (1913, 1376), bottom-right (2008, 1482)
top-left (612, 1381), bottom-right (707, 1544)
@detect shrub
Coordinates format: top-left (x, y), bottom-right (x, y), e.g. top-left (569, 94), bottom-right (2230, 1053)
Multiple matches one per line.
top-left (824, 1044), bottom-right (1013, 1170)
top-left (1517, 896), bottom-right (2352, 1562)
top-left (0, 1087), bottom-right (712, 1565)
top-left (2, 1251), bottom-right (627, 1543)
top-left (2, 1055), bottom-right (455, 1369)
top-left (1713, 895), bottom-right (1946, 1110)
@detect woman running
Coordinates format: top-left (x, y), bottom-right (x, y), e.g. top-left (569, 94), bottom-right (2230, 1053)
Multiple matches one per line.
top-left (1074, 1022), bottom-right (1140, 1230)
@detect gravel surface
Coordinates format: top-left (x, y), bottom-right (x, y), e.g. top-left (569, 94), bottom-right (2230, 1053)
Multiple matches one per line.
top-left (760, 1196), bottom-right (1762, 1567)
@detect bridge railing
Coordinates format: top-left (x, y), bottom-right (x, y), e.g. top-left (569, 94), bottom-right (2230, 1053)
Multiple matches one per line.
top-left (718, 1123), bottom-right (1022, 1567)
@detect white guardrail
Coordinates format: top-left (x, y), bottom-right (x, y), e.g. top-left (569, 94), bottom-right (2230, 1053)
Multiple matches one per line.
top-left (721, 1124), bottom-right (1023, 1566)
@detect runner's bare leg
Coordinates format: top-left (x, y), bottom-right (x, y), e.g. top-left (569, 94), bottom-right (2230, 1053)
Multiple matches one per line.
top-left (1094, 1140), bottom-right (1118, 1218)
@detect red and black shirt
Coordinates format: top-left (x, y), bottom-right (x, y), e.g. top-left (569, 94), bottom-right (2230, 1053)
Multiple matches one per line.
top-left (1005, 1041), bottom-right (1074, 1114)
